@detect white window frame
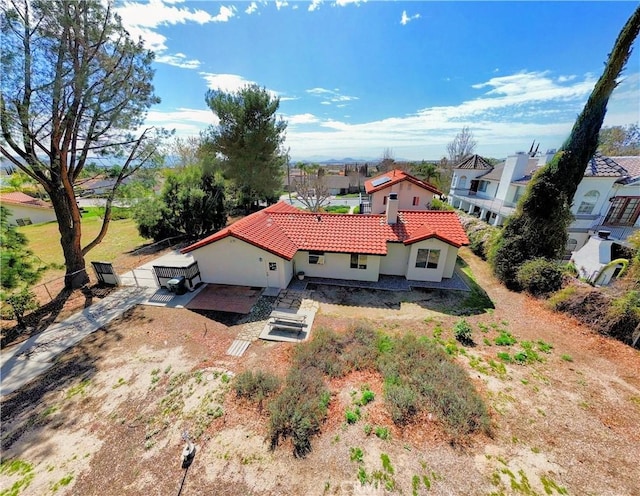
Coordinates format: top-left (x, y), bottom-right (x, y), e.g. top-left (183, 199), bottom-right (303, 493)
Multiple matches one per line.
top-left (415, 248), bottom-right (440, 269)
top-left (350, 254), bottom-right (367, 270)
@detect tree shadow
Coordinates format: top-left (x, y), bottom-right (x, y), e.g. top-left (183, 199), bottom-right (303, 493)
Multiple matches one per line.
top-left (1, 284), bottom-right (116, 349)
top-left (0, 327), bottom-right (122, 454)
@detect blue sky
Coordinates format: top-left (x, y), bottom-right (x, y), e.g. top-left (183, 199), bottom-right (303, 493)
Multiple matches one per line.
top-left (115, 1), bottom-right (640, 161)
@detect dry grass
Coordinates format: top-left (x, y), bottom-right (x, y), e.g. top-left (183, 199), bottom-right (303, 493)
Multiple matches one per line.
top-left (19, 217), bottom-right (150, 283)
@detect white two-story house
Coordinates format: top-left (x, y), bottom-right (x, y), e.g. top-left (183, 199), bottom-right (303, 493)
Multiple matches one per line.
top-left (448, 150), bottom-right (640, 255)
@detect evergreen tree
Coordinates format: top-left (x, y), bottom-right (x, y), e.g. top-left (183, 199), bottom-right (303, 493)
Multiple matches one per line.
top-left (491, 7), bottom-right (640, 288)
top-left (1, 0), bottom-right (162, 289)
top-left (0, 206), bottom-right (47, 325)
top-left (134, 166), bottom-right (226, 242)
top-left (203, 85), bottom-right (287, 213)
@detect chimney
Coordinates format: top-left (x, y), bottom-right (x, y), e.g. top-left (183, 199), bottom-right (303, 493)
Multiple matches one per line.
top-left (537, 149), bottom-right (557, 166)
top-left (496, 151), bottom-right (530, 201)
top-left (386, 192), bottom-right (398, 224)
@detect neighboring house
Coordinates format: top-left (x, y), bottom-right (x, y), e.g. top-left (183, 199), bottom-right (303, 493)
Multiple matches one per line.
top-left (182, 197), bottom-right (468, 289)
top-left (324, 174), bottom-right (351, 195)
top-left (448, 151), bottom-right (640, 253)
top-left (362, 169), bottom-right (442, 214)
top-left (571, 231), bottom-right (629, 286)
top-left (0, 192), bottom-right (57, 226)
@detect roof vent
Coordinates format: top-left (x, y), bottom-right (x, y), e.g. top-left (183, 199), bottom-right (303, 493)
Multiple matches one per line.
top-left (316, 215), bottom-right (322, 222)
top-left (597, 230), bottom-right (610, 240)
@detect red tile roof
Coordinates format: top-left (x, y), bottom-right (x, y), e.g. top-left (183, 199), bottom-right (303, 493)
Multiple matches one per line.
top-left (0, 192), bottom-right (52, 209)
top-left (182, 202), bottom-right (468, 259)
top-left (364, 169), bottom-right (442, 195)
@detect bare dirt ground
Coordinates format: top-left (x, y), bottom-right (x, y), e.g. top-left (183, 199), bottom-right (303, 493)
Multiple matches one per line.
top-left (2, 248), bottom-right (639, 496)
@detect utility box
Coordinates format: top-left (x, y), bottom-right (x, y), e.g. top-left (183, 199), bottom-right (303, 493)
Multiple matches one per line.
top-left (166, 276), bottom-right (186, 295)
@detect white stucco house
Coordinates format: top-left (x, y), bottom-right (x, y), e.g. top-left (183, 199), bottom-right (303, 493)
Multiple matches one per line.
top-left (0, 192), bottom-right (57, 226)
top-left (448, 151), bottom-right (640, 255)
top-left (181, 198), bottom-right (469, 290)
top-left (362, 169), bottom-right (442, 214)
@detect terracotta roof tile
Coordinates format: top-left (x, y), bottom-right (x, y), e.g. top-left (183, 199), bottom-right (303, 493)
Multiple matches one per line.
top-left (182, 202), bottom-right (469, 259)
top-left (364, 169), bottom-right (442, 195)
top-left (0, 192), bottom-right (52, 209)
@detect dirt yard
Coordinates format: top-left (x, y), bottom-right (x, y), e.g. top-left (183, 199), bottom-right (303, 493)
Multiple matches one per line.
top-left (2, 248), bottom-right (639, 495)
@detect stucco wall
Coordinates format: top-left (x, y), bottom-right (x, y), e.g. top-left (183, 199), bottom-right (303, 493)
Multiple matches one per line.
top-left (4, 204), bottom-right (57, 226)
top-left (293, 251), bottom-right (380, 282)
top-left (190, 237), bottom-right (291, 288)
top-left (379, 242), bottom-right (409, 276)
top-left (371, 182), bottom-right (436, 214)
top-left (405, 238), bottom-right (456, 282)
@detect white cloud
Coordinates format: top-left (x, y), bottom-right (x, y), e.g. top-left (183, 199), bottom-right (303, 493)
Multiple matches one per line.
top-left (116, 0), bottom-right (222, 29)
top-left (275, 0), bottom-right (289, 10)
top-left (245, 2), bottom-right (258, 14)
top-left (306, 87), bottom-right (359, 105)
top-left (334, 0), bottom-right (365, 6)
top-left (116, 1), bottom-right (235, 64)
top-left (286, 113), bottom-right (320, 125)
top-left (155, 52), bottom-right (201, 69)
top-left (308, 0), bottom-right (322, 12)
top-left (199, 73), bottom-right (283, 100)
top-left (400, 10), bottom-right (420, 26)
top-left (200, 73), bottom-right (258, 93)
top-left (144, 70), bottom-right (638, 161)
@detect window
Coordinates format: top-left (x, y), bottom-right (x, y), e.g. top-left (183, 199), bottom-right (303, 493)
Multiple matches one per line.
top-left (350, 254), bottom-right (367, 270)
top-left (604, 197), bottom-right (640, 226)
top-left (458, 176), bottom-right (467, 189)
top-left (513, 186), bottom-right (524, 203)
top-left (577, 190), bottom-right (600, 215)
top-left (412, 196), bottom-right (420, 206)
top-left (308, 251), bottom-right (325, 265)
top-left (566, 238), bottom-right (578, 254)
top-left (478, 181), bottom-right (488, 193)
top-left (383, 195), bottom-right (387, 205)
top-left (268, 262), bottom-right (277, 271)
top-left (415, 249), bottom-right (440, 269)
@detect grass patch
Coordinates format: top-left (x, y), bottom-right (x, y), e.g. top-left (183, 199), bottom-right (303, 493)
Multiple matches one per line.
top-left (561, 354), bottom-right (573, 362)
top-left (457, 257), bottom-right (495, 313)
top-left (0, 459), bottom-right (35, 496)
top-left (495, 331), bottom-right (517, 346)
top-left (18, 216), bottom-right (149, 282)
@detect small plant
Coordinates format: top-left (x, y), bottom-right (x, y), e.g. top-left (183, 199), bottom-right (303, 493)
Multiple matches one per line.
top-left (363, 424), bottom-right (373, 436)
top-left (561, 354), bottom-right (574, 362)
top-left (453, 318), bottom-right (474, 345)
top-left (497, 352), bottom-right (512, 362)
top-left (349, 447), bottom-right (364, 463)
top-left (345, 408), bottom-right (361, 424)
top-left (495, 331), bottom-right (517, 346)
top-left (358, 387), bottom-right (375, 405)
top-left (374, 426), bottom-right (390, 440)
top-left (357, 466), bottom-right (369, 485)
top-left (536, 340), bottom-right (554, 353)
top-left (380, 453), bottom-right (394, 475)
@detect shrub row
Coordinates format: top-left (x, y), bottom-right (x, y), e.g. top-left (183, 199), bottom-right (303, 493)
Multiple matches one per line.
top-left (458, 213), bottom-right (499, 260)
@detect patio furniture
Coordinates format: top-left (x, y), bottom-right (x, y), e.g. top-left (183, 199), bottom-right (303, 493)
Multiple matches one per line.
top-left (268, 311), bottom-right (306, 335)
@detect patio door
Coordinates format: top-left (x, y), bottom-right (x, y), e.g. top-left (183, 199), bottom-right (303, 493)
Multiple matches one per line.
top-left (264, 259), bottom-right (280, 288)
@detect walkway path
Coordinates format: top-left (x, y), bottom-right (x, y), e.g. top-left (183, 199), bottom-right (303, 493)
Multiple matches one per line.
top-left (0, 286), bottom-right (156, 396)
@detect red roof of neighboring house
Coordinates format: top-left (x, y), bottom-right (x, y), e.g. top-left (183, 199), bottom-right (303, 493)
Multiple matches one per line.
top-left (182, 202), bottom-right (468, 260)
top-left (0, 192), bottom-right (52, 209)
top-left (364, 169), bottom-right (442, 195)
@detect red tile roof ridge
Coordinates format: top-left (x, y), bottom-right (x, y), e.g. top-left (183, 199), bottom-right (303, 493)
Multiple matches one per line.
top-left (182, 201), bottom-right (468, 257)
top-left (364, 168), bottom-right (442, 195)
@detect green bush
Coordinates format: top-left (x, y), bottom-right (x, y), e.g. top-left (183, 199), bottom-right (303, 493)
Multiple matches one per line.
top-left (494, 331), bottom-right (517, 346)
top-left (515, 258), bottom-right (564, 296)
top-left (453, 319), bottom-right (473, 345)
top-left (384, 383), bottom-right (418, 425)
top-left (268, 367), bottom-right (329, 458)
top-left (234, 370), bottom-right (281, 409)
top-left (322, 205), bottom-right (350, 214)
